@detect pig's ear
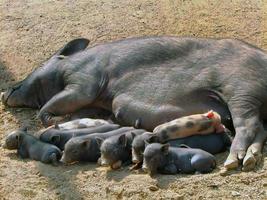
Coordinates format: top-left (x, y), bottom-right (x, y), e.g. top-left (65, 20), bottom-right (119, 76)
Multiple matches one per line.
top-left (95, 137), bottom-right (104, 147)
top-left (144, 140), bottom-right (150, 148)
top-left (15, 134), bottom-right (21, 144)
top-left (19, 127), bottom-right (28, 132)
top-left (147, 135), bottom-right (158, 143)
top-left (118, 134), bottom-right (127, 147)
top-left (50, 135), bottom-right (60, 144)
top-left (161, 143), bottom-right (170, 155)
top-left (179, 144), bottom-right (190, 148)
top-left (54, 123), bottom-right (59, 129)
top-left (131, 132), bottom-right (137, 138)
top-left (56, 38), bottom-right (90, 57)
top-left (82, 140), bottom-right (91, 148)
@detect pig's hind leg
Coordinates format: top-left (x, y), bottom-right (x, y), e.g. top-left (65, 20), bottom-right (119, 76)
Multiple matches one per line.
top-left (224, 97), bottom-right (267, 171)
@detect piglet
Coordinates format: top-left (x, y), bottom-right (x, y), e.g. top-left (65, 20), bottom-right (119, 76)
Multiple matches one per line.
top-left (132, 130), bottom-right (231, 165)
top-left (153, 110), bottom-right (226, 142)
top-left (39, 124), bottom-right (120, 150)
top-left (60, 127), bottom-right (135, 164)
top-left (98, 129), bottom-right (146, 169)
top-left (3, 129), bottom-right (62, 165)
top-left (142, 143), bottom-right (216, 176)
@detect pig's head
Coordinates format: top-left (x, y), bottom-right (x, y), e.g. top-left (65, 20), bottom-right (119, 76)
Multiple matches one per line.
top-left (3, 128), bottom-right (27, 149)
top-left (39, 129), bottom-right (61, 147)
top-left (99, 134), bottom-right (129, 169)
top-left (60, 136), bottom-right (95, 164)
top-left (142, 143), bottom-right (169, 176)
top-left (1, 38), bottom-right (90, 108)
top-left (131, 132), bottom-right (159, 164)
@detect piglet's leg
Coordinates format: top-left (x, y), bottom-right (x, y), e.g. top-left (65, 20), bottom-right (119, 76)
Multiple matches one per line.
top-left (18, 147), bottom-right (29, 159)
top-left (161, 163), bottom-right (178, 174)
top-left (38, 87), bottom-right (96, 127)
top-left (50, 153), bottom-right (60, 166)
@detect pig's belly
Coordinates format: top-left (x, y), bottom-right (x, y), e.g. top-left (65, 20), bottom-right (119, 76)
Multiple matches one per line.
top-left (112, 90), bottom-right (231, 131)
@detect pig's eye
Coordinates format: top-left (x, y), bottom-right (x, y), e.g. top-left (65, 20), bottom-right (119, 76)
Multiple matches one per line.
top-left (72, 150), bottom-right (78, 154)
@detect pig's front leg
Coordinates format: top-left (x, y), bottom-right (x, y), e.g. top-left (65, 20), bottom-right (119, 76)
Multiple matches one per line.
top-left (38, 86), bottom-right (98, 127)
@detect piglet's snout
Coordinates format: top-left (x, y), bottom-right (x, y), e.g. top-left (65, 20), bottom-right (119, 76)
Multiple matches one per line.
top-left (142, 162), bottom-right (149, 172)
top-left (132, 150), bottom-right (140, 163)
top-left (0, 92), bottom-right (7, 104)
top-left (60, 155), bottom-right (66, 163)
top-left (100, 157), bottom-right (109, 166)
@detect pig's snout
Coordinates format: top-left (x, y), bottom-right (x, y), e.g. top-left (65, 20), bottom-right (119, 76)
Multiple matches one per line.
top-left (1, 90), bottom-right (14, 106)
top-left (111, 160), bottom-right (122, 169)
top-left (1, 92), bottom-right (7, 105)
top-left (132, 158), bottom-right (139, 164)
top-left (132, 153), bottom-right (141, 164)
top-left (60, 154), bottom-right (68, 164)
top-left (99, 156), bottom-right (110, 166)
top-left (2, 141), bottom-right (7, 149)
top-left (142, 162), bottom-right (149, 172)
top-left (101, 160), bottom-right (109, 166)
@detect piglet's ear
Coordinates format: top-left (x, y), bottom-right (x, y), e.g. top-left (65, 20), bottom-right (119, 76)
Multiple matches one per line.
top-left (51, 135), bottom-right (60, 144)
top-left (82, 140), bottom-right (91, 148)
top-left (118, 134), bottom-right (127, 147)
top-left (147, 135), bottom-right (159, 143)
top-left (54, 123), bottom-right (59, 129)
top-left (131, 132), bottom-right (137, 138)
top-left (161, 143), bottom-right (170, 155)
top-left (95, 137), bottom-right (104, 147)
top-left (56, 38), bottom-right (90, 56)
top-left (15, 134), bottom-right (21, 144)
top-left (20, 127), bottom-right (28, 132)
top-left (144, 140), bottom-right (150, 148)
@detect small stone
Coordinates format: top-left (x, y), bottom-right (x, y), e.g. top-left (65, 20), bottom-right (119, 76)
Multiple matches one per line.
top-left (219, 168), bottom-right (228, 176)
top-left (208, 184), bottom-right (219, 189)
top-left (231, 191), bottom-right (240, 196)
top-left (149, 185), bottom-right (159, 191)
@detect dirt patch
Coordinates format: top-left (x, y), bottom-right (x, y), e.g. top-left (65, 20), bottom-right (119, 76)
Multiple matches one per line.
top-left (0, 0), bottom-right (267, 199)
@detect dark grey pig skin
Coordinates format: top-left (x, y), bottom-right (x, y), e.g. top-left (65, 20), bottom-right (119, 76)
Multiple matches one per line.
top-left (142, 143), bottom-right (216, 175)
top-left (61, 127), bottom-right (135, 164)
top-left (3, 129), bottom-right (62, 165)
top-left (99, 129), bottom-right (146, 168)
top-left (39, 123), bottom-right (120, 150)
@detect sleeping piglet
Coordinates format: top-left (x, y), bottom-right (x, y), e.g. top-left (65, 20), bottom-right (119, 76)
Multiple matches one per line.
top-left (3, 129), bottom-right (62, 165)
top-left (142, 143), bottom-right (216, 176)
top-left (153, 110), bottom-right (226, 142)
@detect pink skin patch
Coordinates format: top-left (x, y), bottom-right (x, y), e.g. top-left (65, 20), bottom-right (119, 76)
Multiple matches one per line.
top-left (206, 111), bottom-right (215, 119)
top-left (215, 124), bottom-right (226, 133)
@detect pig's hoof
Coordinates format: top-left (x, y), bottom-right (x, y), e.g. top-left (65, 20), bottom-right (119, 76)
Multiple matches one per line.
top-left (242, 156), bottom-right (256, 172)
top-left (219, 168), bottom-right (229, 176)
top-left (242, 145), bottom-right (262, 171)
top-left (224, 153), bottom-right (239, 170)
top-left (129, 162), bottom-right (142, 171)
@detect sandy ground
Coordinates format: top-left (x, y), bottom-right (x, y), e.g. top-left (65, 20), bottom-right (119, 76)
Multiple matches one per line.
top-left (0, 0), bottom-right (267, 199)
